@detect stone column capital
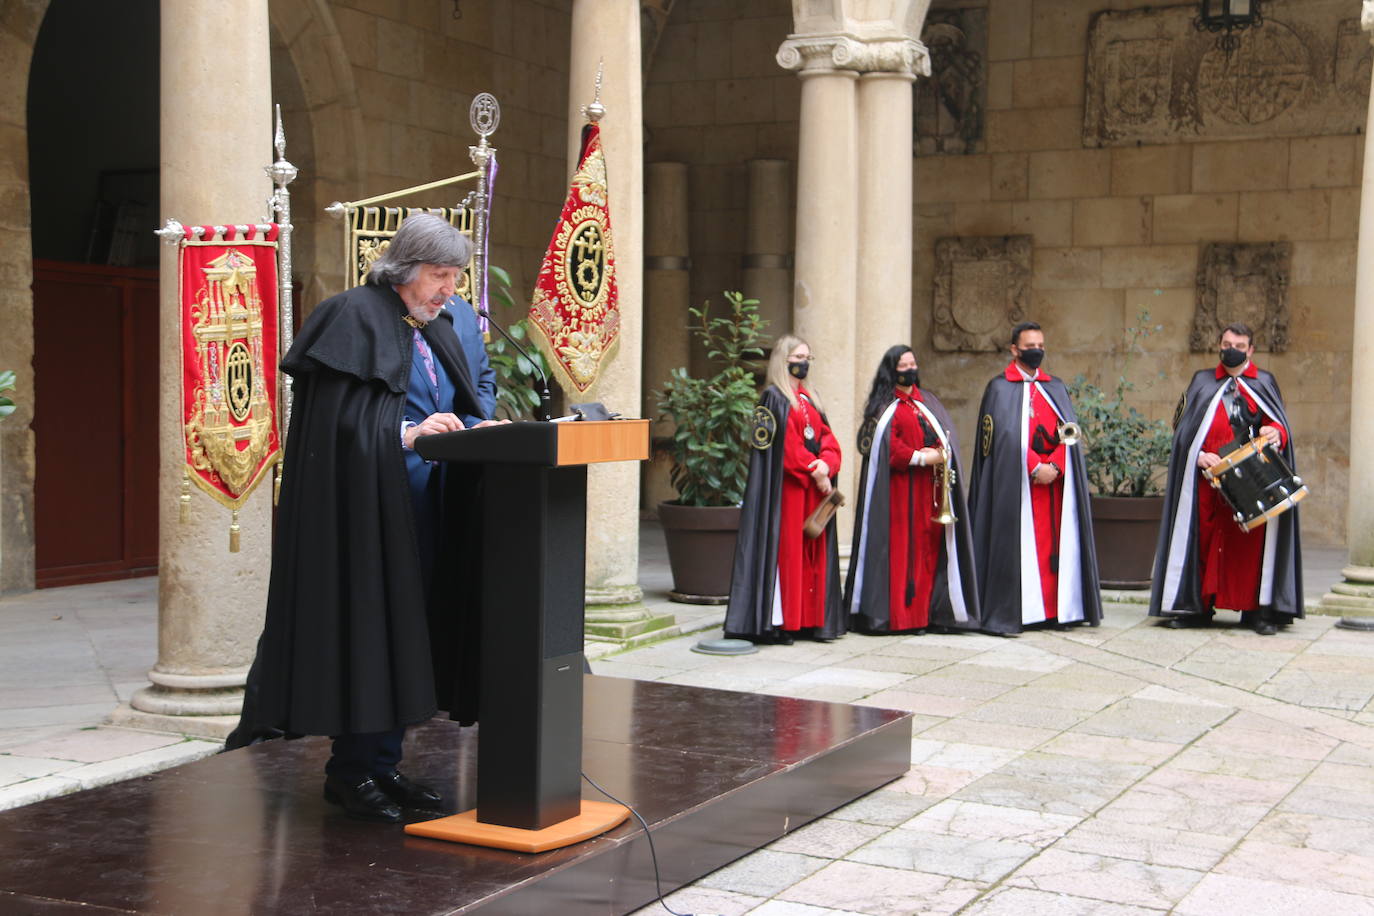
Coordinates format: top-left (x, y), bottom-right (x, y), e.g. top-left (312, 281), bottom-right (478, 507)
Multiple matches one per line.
top-left (776, 34), bottom-right (930, 77)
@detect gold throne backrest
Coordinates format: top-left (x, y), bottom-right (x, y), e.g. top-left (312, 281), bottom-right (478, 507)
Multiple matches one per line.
top-left (346, 206), bottom-right (476, 304)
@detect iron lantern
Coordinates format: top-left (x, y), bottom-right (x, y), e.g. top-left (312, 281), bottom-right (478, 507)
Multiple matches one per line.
top-left (1195, 0), bottom-right (1264, 53)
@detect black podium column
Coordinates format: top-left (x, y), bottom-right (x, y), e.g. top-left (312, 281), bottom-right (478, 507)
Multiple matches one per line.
top-left (477, 462), bottom-right (587, 830)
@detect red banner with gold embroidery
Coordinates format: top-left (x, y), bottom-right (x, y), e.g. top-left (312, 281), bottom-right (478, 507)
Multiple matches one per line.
top-left (179, 226), bottom-right (282, 521)
top-left (528, 122), bottom-right (619, 394)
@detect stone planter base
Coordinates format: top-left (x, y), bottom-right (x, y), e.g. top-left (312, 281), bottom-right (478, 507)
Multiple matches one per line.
top-left (1090, 495), bottom-right (1164, 590)
top-left (658, 502), bottom-right (742, 603)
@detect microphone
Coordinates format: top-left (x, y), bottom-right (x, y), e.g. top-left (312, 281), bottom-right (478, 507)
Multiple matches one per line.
top-left (477, 305), bottom-right (552, 422)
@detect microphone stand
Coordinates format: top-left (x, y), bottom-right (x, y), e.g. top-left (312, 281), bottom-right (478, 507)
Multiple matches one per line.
top-left (478, 306), bottom-right (552, 421)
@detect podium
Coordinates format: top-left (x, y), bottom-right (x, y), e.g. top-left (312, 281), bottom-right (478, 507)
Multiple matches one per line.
top-left (404, 419), bottom-right (649, 851)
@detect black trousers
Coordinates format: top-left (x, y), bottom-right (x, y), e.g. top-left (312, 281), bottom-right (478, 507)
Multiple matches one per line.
top-left (325, 726), bottom-right (405, 782)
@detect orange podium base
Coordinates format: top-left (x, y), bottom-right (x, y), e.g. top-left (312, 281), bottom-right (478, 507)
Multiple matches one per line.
top-left (403, 800), bottom-right (631, 853)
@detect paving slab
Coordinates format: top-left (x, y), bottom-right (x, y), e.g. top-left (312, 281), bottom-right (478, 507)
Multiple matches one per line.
top-left (1, 534), bottom-right (1371, 914)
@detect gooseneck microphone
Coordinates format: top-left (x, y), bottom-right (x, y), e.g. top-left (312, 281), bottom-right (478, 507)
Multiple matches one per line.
top-left (477, 305), bottom-right (552, 421)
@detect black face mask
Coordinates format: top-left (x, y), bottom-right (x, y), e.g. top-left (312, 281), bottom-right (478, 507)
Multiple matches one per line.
top-left (1017, 347), bottom-right (1045, 370)
top-left (787, 360), bottom-right (809, 380)
top-left (895, 368), bottom-right (920, 388)
top-left (1220, 347), bottom-right (1247, 368)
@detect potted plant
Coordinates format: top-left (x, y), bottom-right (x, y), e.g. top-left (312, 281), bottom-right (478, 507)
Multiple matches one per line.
top-left (484, 265), bottom-right (555, 420)
top-left (653, 291), bottom-right (768, 603)
top-left (1068, 308), bottom-right (1173, 588)
top-left (0, 370), bottom-right (15, 421)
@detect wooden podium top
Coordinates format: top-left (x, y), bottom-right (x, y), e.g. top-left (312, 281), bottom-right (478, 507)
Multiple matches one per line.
top-left (414, 418), bottom-right (650, 467)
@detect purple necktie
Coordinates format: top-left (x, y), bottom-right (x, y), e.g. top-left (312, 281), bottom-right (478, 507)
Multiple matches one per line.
top-left (413, 329), bottom-right (440, 408)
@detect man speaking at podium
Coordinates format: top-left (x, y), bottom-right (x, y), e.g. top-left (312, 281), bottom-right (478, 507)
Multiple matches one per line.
top-left (228, 214), bottom-right (501, 823)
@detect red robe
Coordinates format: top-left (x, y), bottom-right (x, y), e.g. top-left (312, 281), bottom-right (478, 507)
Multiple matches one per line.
top-left (1196, 362), bottom-right (1288, 612)
top-left (778, 387), bottom-right (841, 631)
top-left (1009, 363), bottom-right (1067, 621)
top-left (886, 388), bottom-right (942, 629)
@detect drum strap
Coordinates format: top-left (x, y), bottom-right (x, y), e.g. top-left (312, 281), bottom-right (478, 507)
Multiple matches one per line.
top-left (1223, 378), bottom-right (1259, 445)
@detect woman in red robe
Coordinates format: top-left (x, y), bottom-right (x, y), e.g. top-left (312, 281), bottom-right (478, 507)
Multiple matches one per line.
top-left (725, 334), bottom-right (844, 643)
top-left (845, 345), bottom-right (980, 634)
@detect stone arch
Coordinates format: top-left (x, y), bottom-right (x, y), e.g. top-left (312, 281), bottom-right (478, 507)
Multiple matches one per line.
top-left (267, 0), bottom-right (366, 306)
top-left (0, 0), bottom-right (51, 594)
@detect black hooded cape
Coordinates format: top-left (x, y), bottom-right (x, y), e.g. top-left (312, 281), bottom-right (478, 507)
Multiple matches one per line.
top-left (968, 373), bottom-right (1102, 635)
top-left (1148, 367), bottom-right (1303, 620)
top-left (843, 391), bottom-right (981, 633)
top-left (227, 282), bottom-right (484, 746)
top-left (724, 385), bottom-right (845, 641)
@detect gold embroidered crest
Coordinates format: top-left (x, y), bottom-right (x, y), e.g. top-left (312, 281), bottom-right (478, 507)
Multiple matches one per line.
top-left (751, 405), bottom-right (777, 450)
top-left (1173, 392), bottom-right (1187, 429)
top-left (980, 414), bottom-right (994, 457)
top-left (857, 416), bottom-right (878, 457)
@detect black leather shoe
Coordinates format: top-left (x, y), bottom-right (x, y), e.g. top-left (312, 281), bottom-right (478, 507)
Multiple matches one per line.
top-left (323, 775), bottom-right (403, 823)
top-left (1160, 614), bottom-right (1211, 629)
top-left (374, 770), bottom-right (444, 811)
top-left (1254, 621), bottom-right (1278, 636)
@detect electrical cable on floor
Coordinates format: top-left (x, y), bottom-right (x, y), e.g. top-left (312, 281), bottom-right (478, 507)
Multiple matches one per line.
top-left (581, 770), bottom-right (719, 916)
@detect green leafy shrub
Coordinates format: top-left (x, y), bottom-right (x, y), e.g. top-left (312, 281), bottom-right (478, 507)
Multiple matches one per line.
top-left (1068, 308), bottom-right (1173, 497)
top-left (0, 370), bottom-right (15, 421)
top-left (484, 265), bottom-right (552, 420)
top-left (653, 291), bottom-right (768, 507)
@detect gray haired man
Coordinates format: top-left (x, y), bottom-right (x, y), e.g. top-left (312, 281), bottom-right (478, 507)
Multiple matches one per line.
top-left (227, 214), bottom-right (502, 822)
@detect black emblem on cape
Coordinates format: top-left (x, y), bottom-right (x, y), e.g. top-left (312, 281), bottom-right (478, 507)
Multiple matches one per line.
top-left (751, 405), bottom-right (777, 450)
top-left (857, 415), bottom-right (878, 457)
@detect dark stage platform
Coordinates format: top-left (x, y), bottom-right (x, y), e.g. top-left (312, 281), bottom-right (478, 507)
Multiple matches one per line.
top-left (0, 676), bottom-right (911, 915)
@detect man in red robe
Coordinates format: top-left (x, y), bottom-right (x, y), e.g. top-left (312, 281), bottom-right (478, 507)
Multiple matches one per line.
top-left (968, 322), bottom-right (1102, 635)
top-left (1150, 322), bottom-right (1303, 634)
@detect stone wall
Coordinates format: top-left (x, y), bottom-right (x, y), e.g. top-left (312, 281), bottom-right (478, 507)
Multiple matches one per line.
top-left (270, 0), bottom-right (574, 322)
top-left (643, 0), bottom-right (798, 379)
top-left (913, 0), bottom-right (1359, 545)
top-left (0, 0), bottom-right (46, 594)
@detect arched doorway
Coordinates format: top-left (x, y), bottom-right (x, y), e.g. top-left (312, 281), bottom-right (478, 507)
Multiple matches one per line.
top-left (27, 0), bottom-right (160, 587)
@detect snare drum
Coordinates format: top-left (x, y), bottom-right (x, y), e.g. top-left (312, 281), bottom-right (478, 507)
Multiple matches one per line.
top-left (1202, 437), bottom-right (1308, 532)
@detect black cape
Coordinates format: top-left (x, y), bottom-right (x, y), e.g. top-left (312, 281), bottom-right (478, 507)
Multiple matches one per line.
top-left (227, 282), bottom-right (484, 746)
top-left (1148, 367), bottom-right (1303, 620)
top-left (968, 372), bottom-right (1102, 635)
top-left (843, 391), bottom-right (981, 633)
top-left (724, 386), bottom-right (845, 641)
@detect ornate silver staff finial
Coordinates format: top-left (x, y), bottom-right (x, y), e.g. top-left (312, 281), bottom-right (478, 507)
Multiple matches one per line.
top-left (154, 218), bottom-right (185, 243)
top-left (581, 58), bottom-right (606, 122)
top-left (470, 92), bottom-right (501, 146)
top-left (266, 104), bottom-right (298, 188)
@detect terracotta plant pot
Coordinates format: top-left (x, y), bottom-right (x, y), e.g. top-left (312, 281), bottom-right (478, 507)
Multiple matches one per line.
top-left (1090, 495), bottom-right (1164, 589)
top-left (657, 502), bottom-right (742, 604)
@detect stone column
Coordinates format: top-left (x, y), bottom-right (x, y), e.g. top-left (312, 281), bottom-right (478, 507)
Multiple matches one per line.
top-left (855, 45), bottom-right (925, 395)
top-left (643, 162), bottom-right (690, 510)
top-left (778, 37), bottom-right (861, 540)
top-left (743, 159), bottom-right (793, 340)
top-left (0, 10), bottom-right (41, 596)
top-left (569, 0), bottom-right (669, 643)
top-left (116, 0), bottom-right (274, 734)
top-left (1320, 1), bottom-right (1374, 628)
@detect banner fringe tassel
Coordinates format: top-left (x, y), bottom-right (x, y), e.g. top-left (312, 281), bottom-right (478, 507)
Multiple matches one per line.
top-left (179, 472), bottom-right (191, 523)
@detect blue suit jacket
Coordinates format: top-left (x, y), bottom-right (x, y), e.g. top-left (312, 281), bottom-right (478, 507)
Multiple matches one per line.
top-left (447, 297), bottom-right (496, 426)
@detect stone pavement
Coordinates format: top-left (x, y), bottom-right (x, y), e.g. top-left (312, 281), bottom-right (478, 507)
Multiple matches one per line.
top-left (1, 528), bottom-right (1370, 915)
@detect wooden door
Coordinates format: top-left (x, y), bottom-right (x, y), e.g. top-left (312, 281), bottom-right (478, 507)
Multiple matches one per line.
top-left (32, 260), bottom-right (159, 587)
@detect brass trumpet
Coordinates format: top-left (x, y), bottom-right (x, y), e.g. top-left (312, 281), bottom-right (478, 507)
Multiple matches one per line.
top-left (1057, 421), bottom-right (1081, 447)
top-left (932, 446), bottom-right (957, 526)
